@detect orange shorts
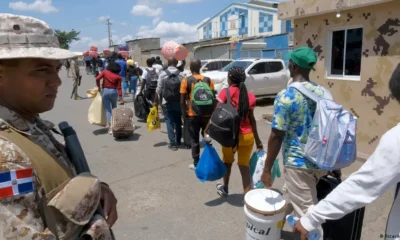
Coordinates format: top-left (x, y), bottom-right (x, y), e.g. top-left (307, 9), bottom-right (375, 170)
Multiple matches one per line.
top-left (222, 133), bottom-right (254, 167)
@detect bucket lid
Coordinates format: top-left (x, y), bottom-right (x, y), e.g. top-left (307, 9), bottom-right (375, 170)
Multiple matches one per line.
top-left (244, 189), bottom-right (286, 216)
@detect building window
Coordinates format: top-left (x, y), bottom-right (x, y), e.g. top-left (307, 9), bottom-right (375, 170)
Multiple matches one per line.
top-left (229, 20), bottom-right (236, 30)
top-left (328, 27), bottom-right (363, 80)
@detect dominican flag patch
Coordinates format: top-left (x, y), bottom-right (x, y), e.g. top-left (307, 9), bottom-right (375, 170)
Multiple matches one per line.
top-left (0, 168), bottom-right (34, 199)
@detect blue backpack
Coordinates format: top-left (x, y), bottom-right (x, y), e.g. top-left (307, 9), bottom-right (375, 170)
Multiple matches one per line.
top-left (290, 82), bottom-right (357, 170)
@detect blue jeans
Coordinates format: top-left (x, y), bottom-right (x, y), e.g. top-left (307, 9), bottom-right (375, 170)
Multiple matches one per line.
top-left (121, 76), bottom-right (127, 95)
top-left (130, 76), bottom-right (138, 96)
top-left (162, 102), bottom-right (182, 145)
top-left (102, 88), bottom-right (118, 124)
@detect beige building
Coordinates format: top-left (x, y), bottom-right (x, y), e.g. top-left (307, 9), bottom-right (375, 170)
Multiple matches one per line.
top-left (278, 0), bottom-right (400, 158)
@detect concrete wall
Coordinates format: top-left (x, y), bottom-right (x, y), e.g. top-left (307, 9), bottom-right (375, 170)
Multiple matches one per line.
top-left (127, 38), bottom-right (160, 66)
top-left (194, 44), bottom-right (230, 60)
top-left (290, 0), bottom-right (400, 157)
top-left (278, 0), bottom-right (392, 20)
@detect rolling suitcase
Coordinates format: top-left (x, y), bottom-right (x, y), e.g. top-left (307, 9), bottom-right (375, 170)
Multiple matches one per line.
top-left (317, 176), bottom-right (365, 240)
top-left (111, 106), bottom-right (135, 139)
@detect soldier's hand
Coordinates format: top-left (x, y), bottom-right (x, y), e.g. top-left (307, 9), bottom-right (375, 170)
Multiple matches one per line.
top-left (101, 184), bottom-right (118, 227)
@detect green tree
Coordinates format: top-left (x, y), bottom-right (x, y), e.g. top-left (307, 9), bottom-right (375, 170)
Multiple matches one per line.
top-left (54, 29), bottom-right (80, 50)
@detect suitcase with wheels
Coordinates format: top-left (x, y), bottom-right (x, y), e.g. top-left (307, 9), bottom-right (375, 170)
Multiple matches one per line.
top-left (316, 176), bottom-right (365, 240)
top-left (111, 106), bottom-right (135, 139)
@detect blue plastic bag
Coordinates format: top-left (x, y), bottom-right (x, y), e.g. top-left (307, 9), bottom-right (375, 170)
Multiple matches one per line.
top-left (195, 144), bottom-right (227, 182)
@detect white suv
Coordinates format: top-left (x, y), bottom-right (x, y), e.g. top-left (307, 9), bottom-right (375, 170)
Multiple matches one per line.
top-left (200, 59), bottom-right (233, 73)
top-left (203, 58), bottom-right (290, 97)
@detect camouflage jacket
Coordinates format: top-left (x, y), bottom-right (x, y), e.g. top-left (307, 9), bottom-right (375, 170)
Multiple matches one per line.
top-left (0, 105), bottom-right (113, 240)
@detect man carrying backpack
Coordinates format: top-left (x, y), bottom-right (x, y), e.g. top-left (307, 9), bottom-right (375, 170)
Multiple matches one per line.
top-left (261, 47), bottom-right (336, 225)
top-left (180, 60), bottom-right (215, 169)
top-left (154, 58), bottom-right (185, 151)
top-left (140, 58), bottom-right (159, 104)
top-left (292, 64), bottom-right (400, 240)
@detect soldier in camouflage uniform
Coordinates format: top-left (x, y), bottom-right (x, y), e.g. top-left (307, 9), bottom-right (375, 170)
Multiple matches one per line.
top-left (0, 14), bottom-right (118, 239)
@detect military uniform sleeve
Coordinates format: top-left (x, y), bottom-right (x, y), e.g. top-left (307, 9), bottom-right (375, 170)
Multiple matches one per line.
top-left (0, 138), bottom-right (55, 239)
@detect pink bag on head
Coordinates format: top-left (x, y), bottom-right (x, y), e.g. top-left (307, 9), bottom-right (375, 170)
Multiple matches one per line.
top-left (89, 51), bottom-right (98, 58)
top-left (83, 50), bottom-right (89, 56)
top-left (118, 51), bottom-right (129, 59)
top-left (162, 41), bottom-right (188, 61)
top-left (90, 46), bottom-right (98, 52)
top-left (103, 49), bottom-right (111, 57)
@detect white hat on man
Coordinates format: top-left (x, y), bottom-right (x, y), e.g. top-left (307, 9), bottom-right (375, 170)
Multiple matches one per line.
top-left (0, 14), bottom-right (77, 60)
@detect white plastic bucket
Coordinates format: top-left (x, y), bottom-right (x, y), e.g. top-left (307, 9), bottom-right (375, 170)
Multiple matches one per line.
top-left (244, 189), bottom-right (286, 240)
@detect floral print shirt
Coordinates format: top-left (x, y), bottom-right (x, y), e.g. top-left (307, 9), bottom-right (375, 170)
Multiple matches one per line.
top-left (272, 81), bottom-right (325, 170)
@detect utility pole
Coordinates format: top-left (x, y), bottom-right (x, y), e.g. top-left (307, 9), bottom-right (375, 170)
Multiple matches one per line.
top-left (106, 19), bottom-right (112, 47)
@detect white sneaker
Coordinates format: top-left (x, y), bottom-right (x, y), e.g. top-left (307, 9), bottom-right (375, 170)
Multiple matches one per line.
top-left (188, 164), bottom-right (196, 170)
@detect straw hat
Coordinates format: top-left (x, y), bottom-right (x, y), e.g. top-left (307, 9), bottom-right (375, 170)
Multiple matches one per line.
top-left (0, 14), bottom-right (77, 60)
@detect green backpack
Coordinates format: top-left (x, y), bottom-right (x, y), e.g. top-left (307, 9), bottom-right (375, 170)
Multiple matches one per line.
top-left (188, 76), bottom-right (215, 116)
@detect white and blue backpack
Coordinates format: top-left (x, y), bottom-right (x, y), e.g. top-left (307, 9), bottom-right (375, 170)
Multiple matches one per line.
top-left (290, 82), bottom-right (357, 170)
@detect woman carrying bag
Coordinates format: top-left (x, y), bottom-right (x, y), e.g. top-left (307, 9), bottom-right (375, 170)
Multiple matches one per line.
top-left (96, 62), bottom-right (124, 134)
top-left (205, 67), bottom-right (263, 197)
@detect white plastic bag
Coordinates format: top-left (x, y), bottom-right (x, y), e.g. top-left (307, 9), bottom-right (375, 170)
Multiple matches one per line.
top-left (88, 92), bottom-right (107, 126)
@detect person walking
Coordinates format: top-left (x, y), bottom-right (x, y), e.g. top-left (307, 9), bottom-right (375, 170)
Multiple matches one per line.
top-left (180, 60), bottom-right (215, 169)
top-left (126, 60), bottom-right (139, 97)
top-left (70, 56), bottom-right (82, 100)
top-left (140, 58), bottom-right (159, 104)
top-left (205, 67), bottom-right (263, 196)
top-left (115, 54), bottom-right (127, 96)
top-left (64, 59), bottom-right (71, 77)
top-left (154, 58), bottom-right (185, 151)
top-left (84, 55), bottom-right (91, 75)
top-left (91, 55), bottom-right (97, 75)
top-left (97, 55), bottom-right (104, 73)
top-left (261, 47), bottom-right (334, 225)
top-left (153, 56), bottom-right (163, 72)
top-left (292, 64), bottom-right (400, 240)
top-left (0, 13), bottom-right (117, 239)
top-left (96, 62), bottom-right (124, 134)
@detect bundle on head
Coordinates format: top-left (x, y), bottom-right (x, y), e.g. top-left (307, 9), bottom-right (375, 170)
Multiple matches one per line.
top-left (228, 67), bottom-right (249, 121)
top-left (107, 62), bottom-right (122, 74)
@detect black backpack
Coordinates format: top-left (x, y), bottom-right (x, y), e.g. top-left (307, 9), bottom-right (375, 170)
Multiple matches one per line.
top-left (162, 70), bottom-right (181, 102)
top-left (145, 68), bottom-right (159, 90)
top-left (207, 88), bottom-right (240, 147)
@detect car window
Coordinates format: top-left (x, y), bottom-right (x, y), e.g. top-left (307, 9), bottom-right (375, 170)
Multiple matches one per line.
top-left (201, 61), bottom-right (207, 67)
top-left (221, 61), bottom-right (232, 68)
top-left (207, 62), bottom-right (218, 71)
top-left (267, 62), bottom-right (284, 73)
top-left (221, 61), bottom-right (252, 72)
top-left (249, 62), bottom-right (268, 74)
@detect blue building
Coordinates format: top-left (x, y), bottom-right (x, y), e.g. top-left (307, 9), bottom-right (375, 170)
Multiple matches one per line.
top-left (197, 0), bottom-right (293, 41)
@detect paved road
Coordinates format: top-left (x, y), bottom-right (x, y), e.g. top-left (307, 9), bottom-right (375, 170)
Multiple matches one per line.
top-left (42, 68), bottom-right (393, 240)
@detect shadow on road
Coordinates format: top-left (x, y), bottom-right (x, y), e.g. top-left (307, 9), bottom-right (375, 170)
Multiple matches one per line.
top-left (154, 141), bottom-right (168, 147)
top-left (281, 230), bottom-right (301, 240)
top-left (92, 128), bottom-right (109, 135)
top-left (204, 193), bottom-right (244, 208)
top-left (256, 98), bottom-right (274, 107)
top-left (114, 133), bottom-right (141, 142)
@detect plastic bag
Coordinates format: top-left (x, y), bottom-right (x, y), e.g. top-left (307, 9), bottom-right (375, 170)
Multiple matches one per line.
top-left (86, 87), bottom-right (98, 98)
top-left (146, 106), bottom-right (160, 132)
top-left (88, 92), bottom-right (107, 127)
top-left (195, 144), bottom-right (227, 182)
top-left (134, 94), bottom-right (150, 119)
top-left (249, 151), bottom-right (281, 188)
